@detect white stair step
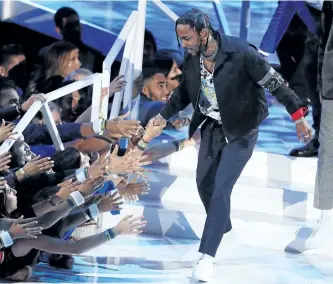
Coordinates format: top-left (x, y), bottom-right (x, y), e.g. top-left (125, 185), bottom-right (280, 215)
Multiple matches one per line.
top-left (140, 175), bottom-right (321, 220)
top-left (101, 207), bottom-right (315, 254)
top-left (154, 146), bottom-right (317, 192)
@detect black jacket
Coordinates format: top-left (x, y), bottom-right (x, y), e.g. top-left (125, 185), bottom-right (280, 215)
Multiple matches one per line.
top-left (160, 34), bottom-right (305, 141)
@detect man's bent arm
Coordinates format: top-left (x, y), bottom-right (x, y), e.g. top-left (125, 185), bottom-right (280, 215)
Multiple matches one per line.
top-left (244, 45), bottom-right (308, 121)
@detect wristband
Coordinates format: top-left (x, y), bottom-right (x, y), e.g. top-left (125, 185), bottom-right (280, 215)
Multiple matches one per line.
top-left (68, 191), bottom-right (85, 207)
top-left (83, 210), bottom-right (90, 221)
top-left (105, 228), bottom-right (116, 240)
top-left (92, 119), bottom-right (104, 134)
top-left (88, 204), bottom-right (100, 221)
top-left (75, 168), bottom-right (87, 183)
top-left (156, 113), bottom-right (166, 121)
top-left (0, 231), bottom-right (13, 247)
top-left (48, 196), bottom-right (58, 207)
top-left (295, 117), bottom-right (305, 124)
top-left (137, 139), bottom-right (148, 151)
top-left (19, 168), bottom-right (28, 178)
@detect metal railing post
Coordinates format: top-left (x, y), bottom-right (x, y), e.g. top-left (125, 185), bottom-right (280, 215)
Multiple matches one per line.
top-left (40, 104), bottom-right (65, 151)
top-left (109, 24), bottom-right (136, 119)
top-left (100, 11), bottom-right (138, 119)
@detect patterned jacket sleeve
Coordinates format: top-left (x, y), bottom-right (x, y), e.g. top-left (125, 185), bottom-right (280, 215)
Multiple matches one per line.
top-left (244, 45), bottom-right (307, 120)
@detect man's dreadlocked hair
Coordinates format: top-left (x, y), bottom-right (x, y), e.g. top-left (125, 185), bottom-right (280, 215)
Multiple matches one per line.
top-left (175, 9), bottom-right (220, 48)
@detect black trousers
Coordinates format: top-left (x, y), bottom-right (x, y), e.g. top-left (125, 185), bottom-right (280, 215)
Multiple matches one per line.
top-left (303, 32), bottom-right (321, 137)
top-left (196, 119), bottom-right (257, 257)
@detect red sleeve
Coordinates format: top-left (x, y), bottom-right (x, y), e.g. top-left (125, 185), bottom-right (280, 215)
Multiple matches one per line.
top-left (291, 106), bottom-right (308, 121)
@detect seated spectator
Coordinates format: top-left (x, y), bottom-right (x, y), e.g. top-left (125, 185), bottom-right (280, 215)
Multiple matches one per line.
top-left (143, 30), bottom-right (157, 64)
top-left (0, 45), bottom-right (26, 78)
top-left (155, 50), bottom-right (192, 125)
top-left (138, 62), bottom-right (187, 129)
top-left (155, 49), bottom-right (183, 94)
top-left (138, 64), bottom-right (170, 126)
top-left (26, 41), bottom-right (81, 99)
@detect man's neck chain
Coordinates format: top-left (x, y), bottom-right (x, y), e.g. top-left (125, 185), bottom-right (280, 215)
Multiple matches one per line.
top-left (201, 41), bottom-right (219, 62)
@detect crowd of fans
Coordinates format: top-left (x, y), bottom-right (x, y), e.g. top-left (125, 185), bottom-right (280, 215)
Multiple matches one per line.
top-left (0, 6), bottom-right (196, 281)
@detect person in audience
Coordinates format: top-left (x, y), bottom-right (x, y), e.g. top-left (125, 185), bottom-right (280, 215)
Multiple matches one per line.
top-left (51, 147), bottom-right (90, 173)
top-left (138, 61), bottom-right (188, 131)
top-left (0, 45), bottom-right (26, 78)
top-left (49, 102), bottom-right (63, 125)
top-left (37, 7), bottom-right (104, 74)
top-left (155, 49), bottom-right (183, 94)
top-left (0, 114), bottom-right (165, 281)
top-left (155, 50), bottom-right (192, 128)
top-left (26, 41), bottom-right (81, 99)
top-left (143, 30), bottom-right (157, 64)
top-left (138, 63), bottom-right (171, 127)
top-left (0, 76), bottom-right (142, 149)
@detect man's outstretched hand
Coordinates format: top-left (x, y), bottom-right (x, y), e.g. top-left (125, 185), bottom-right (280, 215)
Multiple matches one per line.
top-left (295, 118), bottom-right (312, 143)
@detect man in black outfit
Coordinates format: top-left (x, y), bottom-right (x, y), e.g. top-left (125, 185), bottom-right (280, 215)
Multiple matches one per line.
top-left (152, 9), bottom-right (312, 282)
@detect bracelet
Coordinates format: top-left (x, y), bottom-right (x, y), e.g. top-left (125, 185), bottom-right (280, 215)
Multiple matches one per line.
top-left (75, 168), bottom-right (87, 183)
top-left (19, 168), bottom-right (28, 178)
top-left (48, 196), bottom-right (58, 207)
top-left (84, 167), bottom-right (89, 178)
top-left (92, 119), bottom-right (104, 134)
top-left (105, 228), bottom-right (116, 240)
top-left (102, 119), bottom-right (107, 132)
top-left (88, 204), bottom-right (100, 221)
top-left (83, 210), bottom-right (90, 221)
top-left (295, 117), bottom-right (305, 124)
top-left (68, 191), bottom-right (85, 207)
top-left (178, 140), bottom-right (186, 151)
top-left (156, 113), bottom-right (166, 121)
top-left (138, 139), bottom-right (148, 149)
top-left (0, 231), bottom-right (13, 247)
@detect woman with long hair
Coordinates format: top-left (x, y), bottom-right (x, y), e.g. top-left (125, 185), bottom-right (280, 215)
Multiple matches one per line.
top-left (25, 41), bottom-right (81, 99)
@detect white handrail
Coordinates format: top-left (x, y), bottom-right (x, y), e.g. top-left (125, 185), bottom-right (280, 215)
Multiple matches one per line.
top-left (100, 11), bottom-right (138, 120)
top-left (0, 74), bottom-right (102, 154)
top-left (0, 100), bottom-right (43, 153)
top-left (109, 23), bottom-right (137, 119)
top-left (152, 0), bottom-right (178, 22)
top-left (133, 0), bottom-right (146, 79)
top-left (45, 73), bottom-right (102, 102)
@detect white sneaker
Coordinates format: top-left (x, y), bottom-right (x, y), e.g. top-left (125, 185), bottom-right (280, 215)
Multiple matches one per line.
top-left (306, 226), bottom-right (333, 250)
top-left (192, 258), bottom-right (214, 282)
top-left (306, 215), bottom-right (333, 250)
